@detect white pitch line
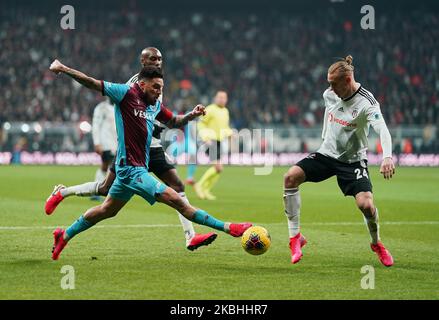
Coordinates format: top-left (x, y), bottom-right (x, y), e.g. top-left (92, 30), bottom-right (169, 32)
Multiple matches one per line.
top-left (0, 224), bottom-right (181, 231)
top-left (270, 221), bottom-right (439, 226)
top-left (0, 221), bottom-right (438, 231)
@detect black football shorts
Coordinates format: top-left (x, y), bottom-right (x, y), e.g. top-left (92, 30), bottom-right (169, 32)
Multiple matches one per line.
top-left (148, 147), bottom-right (176, 176)
top-left (295, 152), bottom-right (372, 196)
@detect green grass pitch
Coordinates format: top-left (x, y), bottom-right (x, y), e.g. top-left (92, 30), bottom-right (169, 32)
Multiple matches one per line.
top-left (0, 165), bottom-right (438, 299)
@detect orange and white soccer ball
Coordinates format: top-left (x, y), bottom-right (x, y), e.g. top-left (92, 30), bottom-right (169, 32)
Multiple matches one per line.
top-left (241, 226), bottom-right (271, 255)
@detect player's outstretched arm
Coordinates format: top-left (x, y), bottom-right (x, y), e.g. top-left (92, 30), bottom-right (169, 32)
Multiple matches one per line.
top-left (166, 104), bottom-right (206, 128)
top-left (49, 59), bottom-right (101, 92)
top-left (371, 117), bottom-right (395, 180)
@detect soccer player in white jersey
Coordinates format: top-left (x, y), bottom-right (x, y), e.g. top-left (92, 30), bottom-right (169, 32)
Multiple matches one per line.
top-left (283, 55), bottom-right (395, 267)
top-left (91, 97), bottom-right (117, 197)
top-left (45, 47), bottom-right (217, 251)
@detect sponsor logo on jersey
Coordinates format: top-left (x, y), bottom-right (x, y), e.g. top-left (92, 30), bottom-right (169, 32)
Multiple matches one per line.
top-left (134, 109), bottom-right (147, 118)
top-left (338, 107), bottom-right (344, 112)
top-left (328, 112), bottom-right (357, 128)
top-left (134, 109), bottom-right (155, 121)
top-left (352, 109), bottom-right (358, 118)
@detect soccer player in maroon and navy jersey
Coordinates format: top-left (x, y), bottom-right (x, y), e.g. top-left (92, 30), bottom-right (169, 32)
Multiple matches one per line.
top-left (48, 59), bottom-right (252, 260)
top-left (45, 47), bottom-right (216, 251)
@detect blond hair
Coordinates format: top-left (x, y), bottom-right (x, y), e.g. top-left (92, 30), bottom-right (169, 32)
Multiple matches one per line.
top-left (328, 55), bottom-right (354, 77)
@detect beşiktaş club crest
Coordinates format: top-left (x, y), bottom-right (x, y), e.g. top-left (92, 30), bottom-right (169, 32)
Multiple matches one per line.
top-left (352, 108), bottom-right (359, 118)
top-left (360, 160), bottom-right (367, 168)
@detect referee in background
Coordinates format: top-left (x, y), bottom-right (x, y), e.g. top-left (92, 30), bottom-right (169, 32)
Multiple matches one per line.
top-left (194, 90), bottom-right (233, 200)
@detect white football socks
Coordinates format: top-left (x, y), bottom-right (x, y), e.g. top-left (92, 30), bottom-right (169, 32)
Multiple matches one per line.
top-left (60, 168), bottom-right (106, 198)
top-left (178, 192), bottom-right (196, 243)
top-left (60, 181), bottom-right (100, 198)
top-left (364, 207), bottom-right (380, 245)
top-left (283, 188), bottom-right (301, 238)
top-left (95, 168), bottom-right (106, 183)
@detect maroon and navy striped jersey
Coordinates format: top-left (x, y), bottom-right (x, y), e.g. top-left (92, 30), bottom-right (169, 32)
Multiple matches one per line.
top-left (101, 81), bottom-right (173, 168)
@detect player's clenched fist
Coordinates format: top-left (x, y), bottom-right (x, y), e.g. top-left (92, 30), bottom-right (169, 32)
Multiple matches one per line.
top-left (50, 59), bottom-right (65, 74)
top-left (190, 104), bottom-right (206, 118)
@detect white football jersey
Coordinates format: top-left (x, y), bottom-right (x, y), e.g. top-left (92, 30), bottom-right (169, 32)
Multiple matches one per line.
top-left (317, 84), bottom-right (390, 163)
top-left (92, 100), bottom-right (117, 153)
top-left (127, 73), bottom-right (163, 148)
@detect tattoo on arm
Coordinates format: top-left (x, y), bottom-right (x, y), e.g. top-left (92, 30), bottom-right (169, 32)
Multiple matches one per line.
top-left (62, 66), bottom-right (101, 91)
top-left (167, 113), bottom-right (193, 128)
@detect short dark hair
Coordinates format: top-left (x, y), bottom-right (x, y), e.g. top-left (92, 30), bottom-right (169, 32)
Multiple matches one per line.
top-left (138, 66), bottom-right (163, 81)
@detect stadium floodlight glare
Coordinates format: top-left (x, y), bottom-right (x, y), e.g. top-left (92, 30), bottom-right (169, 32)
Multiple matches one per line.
top-left (79, 121), bottom-right (92, 133)
top-left (33, 123), bottom-right (42, 133)
top-left (21, 123), bottom-right (30, 133)
top-left (3, 122), bottom-right (11, 130)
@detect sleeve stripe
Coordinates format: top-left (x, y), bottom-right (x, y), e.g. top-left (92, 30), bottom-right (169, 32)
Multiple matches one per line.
top-left (359, 88), bottom-right (378, 105)
top-left (360, 88), bottom-right (377, 104)
top-left (359, 91), bottom-right (374, 105)
top-left (126, 74), bottom-right (138, 84)
top-left (100, 80), bottom-right (105, 96)
top-left (361, 88), bottom-right (377, 104)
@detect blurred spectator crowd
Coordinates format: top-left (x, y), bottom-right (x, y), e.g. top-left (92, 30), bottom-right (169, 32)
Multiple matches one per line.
top-left (0, 2), bottom-right (438, 152)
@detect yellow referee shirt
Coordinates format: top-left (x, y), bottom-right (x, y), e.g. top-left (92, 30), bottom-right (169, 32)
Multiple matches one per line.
top-left (198, 104), bottom-right (233, 142)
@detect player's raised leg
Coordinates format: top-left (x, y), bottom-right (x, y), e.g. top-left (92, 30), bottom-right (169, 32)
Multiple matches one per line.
top-left (45, 170), bottom-right (116, 215)
top-left (355, 192), bottom-right (393, 267)
top-left (283, 165), bottom-right (307, 264)
top-left (157, 168), bottom-right (218, 251)
top-left (156, 186), bottom-right (252, 237)
top-left (52, 196), bottom-right (127, 260)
